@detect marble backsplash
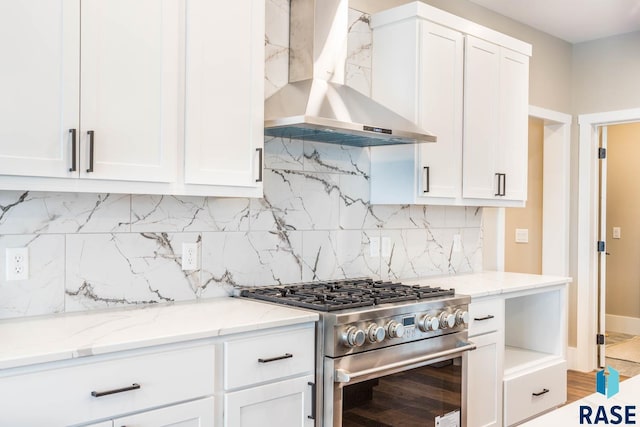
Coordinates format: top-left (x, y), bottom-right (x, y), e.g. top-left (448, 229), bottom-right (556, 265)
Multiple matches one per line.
top-left (0, 4), bottom-right (482, 319)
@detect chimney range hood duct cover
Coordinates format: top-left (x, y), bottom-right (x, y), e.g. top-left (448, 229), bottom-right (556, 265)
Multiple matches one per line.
top-left (264, 0), bottom-right (436, 147)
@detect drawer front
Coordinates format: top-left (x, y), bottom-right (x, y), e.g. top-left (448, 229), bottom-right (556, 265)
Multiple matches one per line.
top-left (469, 298), bottom-right (503, 336)
top-left (225, 325), bottom-right (314, 390)
top-left (504, 360), bottom-right (567, 426)
top-left (0, 343), bottom-right (215, 427)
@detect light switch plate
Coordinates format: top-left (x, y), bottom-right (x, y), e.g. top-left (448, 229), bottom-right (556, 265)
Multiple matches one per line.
top-left (515, 228), bottom-right (529, 243)
top-left (613, 227), bottom-right (621, 239)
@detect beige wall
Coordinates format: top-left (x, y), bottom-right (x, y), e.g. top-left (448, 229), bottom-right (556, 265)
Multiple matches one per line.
top-left (352, 0), bottom-right (574, 112)
top-left (605, 122), bottom-right (640, 319)
top-left (505, 118), bottom-right (544, 274)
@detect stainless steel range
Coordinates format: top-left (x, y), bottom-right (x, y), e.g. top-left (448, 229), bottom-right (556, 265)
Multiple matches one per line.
top-left (239, 278), bottom-right (474, 427)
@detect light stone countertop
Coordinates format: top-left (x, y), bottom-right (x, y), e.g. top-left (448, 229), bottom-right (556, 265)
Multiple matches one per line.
top-left (405, 271), bottom-right (572, 298)
top-left (0, 272), bottom-right (571, 371)
top-left (0, 298), bottom-right (318, 371)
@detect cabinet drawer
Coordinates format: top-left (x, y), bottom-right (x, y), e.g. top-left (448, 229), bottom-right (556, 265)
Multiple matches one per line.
top-left (469, 298), bottom-right (503, 336)
top-left (0, 343), bottom-right (215, 427)
top-left (224, 325), bottom-right (314, 390)
top-left (503, 360), bottom-right (566, 426)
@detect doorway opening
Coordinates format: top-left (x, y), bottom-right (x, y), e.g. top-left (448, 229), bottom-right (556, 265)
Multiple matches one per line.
top-left (577, 107), bottom-right (640, 373)
top-left (598, 122), bottom-right (640, 377)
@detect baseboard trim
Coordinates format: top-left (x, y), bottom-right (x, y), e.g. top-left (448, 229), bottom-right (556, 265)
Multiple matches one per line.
top-left (606, 314), bottom-right (640, 336)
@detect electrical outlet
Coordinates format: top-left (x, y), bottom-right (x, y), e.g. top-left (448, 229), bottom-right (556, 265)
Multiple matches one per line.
top-left (452, 234), bottom-right (462, 252)
top-left (182, 243), bottom-right (199, 271)
top-left (6, 247), bottom-right (29, 281)
top-left (381, 237), bottom-right (391, 258)
top-left (369, 237), bottom-right (380, 258)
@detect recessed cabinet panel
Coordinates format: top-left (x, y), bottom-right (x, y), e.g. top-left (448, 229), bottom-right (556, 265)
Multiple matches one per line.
top-left (417, 22), bottom-right (464, 200)
top-left (185, 0), bottom-right (264, 187)
top-left (0, 0), bottom-right (79, 178)
top-left (462, 36), bottom-right (500, 200)
top-left (114, 397), bottom-right (214, 427)
top-left (80, 0), bottom-right (179, 182)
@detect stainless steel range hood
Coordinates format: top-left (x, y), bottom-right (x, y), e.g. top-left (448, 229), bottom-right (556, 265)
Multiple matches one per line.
top-left (264, 0), bottom-right (436, 147)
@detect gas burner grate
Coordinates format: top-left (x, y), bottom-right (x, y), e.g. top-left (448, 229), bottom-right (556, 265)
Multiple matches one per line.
top-left (238, 278), bottom-right (456, 312)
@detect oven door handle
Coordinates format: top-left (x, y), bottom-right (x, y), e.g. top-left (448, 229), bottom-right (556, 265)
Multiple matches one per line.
top-left (334, 341), bottom-right (476, 384)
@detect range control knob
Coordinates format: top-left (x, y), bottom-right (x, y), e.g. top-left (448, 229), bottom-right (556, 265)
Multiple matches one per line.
top-left (439, 312), bottom-right (456, 329)
top-left (386, 321), bottom-right (405, 339)
top-left (418, 315), bottom-right (440, 332)
top-left (455, 309), bottom-right (470, 326)
top-left (367, 324), bottom-right (386, 343)
top-left (342, 326), bottom-right (366, 348)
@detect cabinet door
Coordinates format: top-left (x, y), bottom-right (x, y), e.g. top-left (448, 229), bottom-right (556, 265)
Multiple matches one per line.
top-left (465, 332), bottom-right (502, 427)
top-left (80, 0), bottom-right (179, 183)
top-left (462, 36), bottom-right (500, 200)
top-left (114, 397), bottom-right (214, 427)
top-left (0, 0), bottom-right (79, 178)
top-left (417, 21), bottom-right (464, 200)
top-left (225, 375), bottom-right (314, 427)
top-left (498, 48), bottom-right (529, 202)
top-left (184, 0), bottom-right (264, 187)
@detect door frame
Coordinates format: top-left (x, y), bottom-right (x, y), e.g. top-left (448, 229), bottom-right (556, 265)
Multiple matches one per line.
top-left (576, 107), bottom-right (640, 372)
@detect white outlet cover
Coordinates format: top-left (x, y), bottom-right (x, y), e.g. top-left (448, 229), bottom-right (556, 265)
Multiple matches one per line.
top-left (6, 247), bottom-right (29, 281)
top-left (381, 237), bottom-right (391, 257)
top-left (181, 242), bottom-right (199, 270)
top-left (369, 237), bottom-right (380, 258)
top-left (452, 234), bottom-right (462, 252)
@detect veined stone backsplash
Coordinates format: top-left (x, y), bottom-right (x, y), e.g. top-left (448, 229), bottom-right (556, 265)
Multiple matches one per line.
top-left (0, 4), bottom-right (482, 320)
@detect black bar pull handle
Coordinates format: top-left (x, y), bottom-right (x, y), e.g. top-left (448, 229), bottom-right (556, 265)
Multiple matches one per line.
top-left (308, 382), bottom-right (316, 420)
top-left (502, 173), bottom-right (507, 196)
top-left (494, 173), bottom-right (506, 196)
top-left (91, 383), bottom-right (140, 398)
top-left (423, 166), bottom-right (430, 193)
top-left (532, 388), bottom-right (549, 397)
top-left (86, 130), bottom-right (95, 173)
top-left (68, 129), bottom-right (77, 172)
top-left (255, 147), bottom-right (263, 182)
top-left (473, 315), bottom-right (495, 321)
top-left (258, 353), bottom-right (292, 363)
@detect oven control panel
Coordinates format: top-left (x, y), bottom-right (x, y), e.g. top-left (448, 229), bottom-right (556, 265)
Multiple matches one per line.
top-left (336, 305), bottom-right (469, 351)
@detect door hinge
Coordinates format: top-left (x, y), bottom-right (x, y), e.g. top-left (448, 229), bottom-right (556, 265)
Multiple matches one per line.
top-left (597, 334), bottom-right (605, 345)
top-left (598, 147), bottom-right (607, 159)
top-left (597, 241), bottom-right (606, 252)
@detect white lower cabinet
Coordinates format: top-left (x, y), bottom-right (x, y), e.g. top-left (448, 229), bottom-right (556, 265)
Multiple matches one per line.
top-left (0, 343), bottom-right (215, 427)
top-left (224, 375), bottom-right (315, 427)
top-left (222, 323), bottom-right (316, 427)
top-left (466, 332), bottom-right (502, 427)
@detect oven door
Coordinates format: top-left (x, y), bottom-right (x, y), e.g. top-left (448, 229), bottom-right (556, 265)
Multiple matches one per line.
top-left (324, 331), bottom-right (475, 427)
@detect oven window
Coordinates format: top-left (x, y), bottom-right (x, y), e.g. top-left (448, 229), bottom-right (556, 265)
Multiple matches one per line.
top-left (341, 358), bottom-right (462, 427)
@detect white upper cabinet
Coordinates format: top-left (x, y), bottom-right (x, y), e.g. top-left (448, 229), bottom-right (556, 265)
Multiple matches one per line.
top-left (370, 2), bottom-right (531, 207)
top-left (463, 36), bottom-right (529, 203)
top-left (80, 0), bottom-right (179, 183)
top-left (0, 0), bottom-right (79, 178)
top-left (184, 0), bottom-right (264, 188)
top-left (0, 0), bottom-right (264, 197)
top-left (370, 19), bottom-right (463, 204)
top-left (462, 36), bottom-right (501, 200)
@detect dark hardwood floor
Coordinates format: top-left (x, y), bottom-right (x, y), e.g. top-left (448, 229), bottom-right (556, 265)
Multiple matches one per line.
top-left (566, 370), bottom-right (630, 405)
